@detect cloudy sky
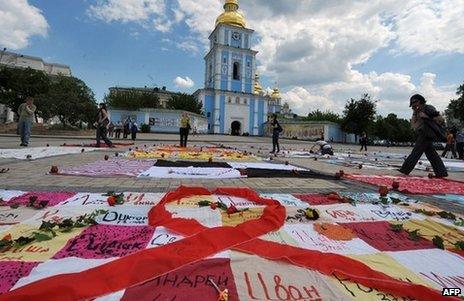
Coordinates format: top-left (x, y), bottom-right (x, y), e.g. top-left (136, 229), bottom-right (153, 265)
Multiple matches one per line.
top-left (1, 0), bottom-right (463, 118)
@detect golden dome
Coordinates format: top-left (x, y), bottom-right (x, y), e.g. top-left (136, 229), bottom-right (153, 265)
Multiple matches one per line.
top-left (271, 87), bottom-right (281, 99)
top-left (215, 0), bottom-right (246, 28)
top-left (253, 73), bottom-right (263, 95)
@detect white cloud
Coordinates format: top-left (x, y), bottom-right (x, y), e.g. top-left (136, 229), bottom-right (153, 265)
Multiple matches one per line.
top-left (176, 40), bottom-right (199, 54)
top-left (282, 71), bottom-right (455, 118)
top-left (85, 0), bottom-right (462, 118)
top-left (173, 76), bottom-right (194, 89)
top-left (0, 0), bottom-right (48, 49)
top-left (88, 0), bottom-right (174, 32)
top-left (394, 0), bottom-right (464, 54)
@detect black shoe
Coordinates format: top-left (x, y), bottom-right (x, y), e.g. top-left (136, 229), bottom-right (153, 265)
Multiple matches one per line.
top-left (397, 168), bottom-right (409, 175)
top-left (20, 143), bottom-right (25, 146)
top-left (434, 173), bottom-right (448, 178)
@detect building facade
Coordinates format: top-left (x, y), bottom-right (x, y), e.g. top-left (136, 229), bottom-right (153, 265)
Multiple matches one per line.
top-left (108, 109), bottom-right (208, 134)
top-left (0, 50), bottom-right (72, 123)
top-left (265, 120), bottom-right (357, 143)
top-left (195, 0), bottom-right (281, 136)
top-left (0, 51), bottom-right (72, 76)
top-left (108, 86), bottom-right (176, 109)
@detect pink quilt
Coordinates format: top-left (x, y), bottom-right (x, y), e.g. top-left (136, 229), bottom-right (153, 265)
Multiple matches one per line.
top-left (57, 159), bottom-right (155, 177)
top-left (345, 174), bottom-right (464, 195)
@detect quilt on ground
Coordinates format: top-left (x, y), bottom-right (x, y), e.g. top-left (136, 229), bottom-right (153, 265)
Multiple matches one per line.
top-left (0, 147), bottom-right (102, 160)
top-left (0, 187), bottom-right (463, 300)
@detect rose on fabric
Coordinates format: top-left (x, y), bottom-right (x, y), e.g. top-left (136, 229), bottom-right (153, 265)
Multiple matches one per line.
top-left (107, 196), bottom-right (116, 206)
top-left (227, 205), bottom-right (238, 214)
top-left (379, 185), bottom-right (389, 197)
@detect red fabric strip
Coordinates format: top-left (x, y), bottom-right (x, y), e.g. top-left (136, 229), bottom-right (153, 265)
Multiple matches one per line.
top-left (0, 186), bottom-right (458, 301)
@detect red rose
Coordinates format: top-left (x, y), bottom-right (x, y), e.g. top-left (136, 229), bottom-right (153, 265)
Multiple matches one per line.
top-left (379, 185), bottom-right (389, 197)
top-left (210, 202), bottom-right (217, 210)
top-left (107, 196), bottom-right (116, 206)
top-left (227, 205), bottom-right (238, 214)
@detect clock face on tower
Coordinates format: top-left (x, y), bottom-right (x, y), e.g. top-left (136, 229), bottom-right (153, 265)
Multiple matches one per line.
top-left (232, 32), bottom-right (241, 41)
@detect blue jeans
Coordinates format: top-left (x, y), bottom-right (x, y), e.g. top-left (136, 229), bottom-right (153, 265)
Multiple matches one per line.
top-left (18, 119), bottom-right (32, 145)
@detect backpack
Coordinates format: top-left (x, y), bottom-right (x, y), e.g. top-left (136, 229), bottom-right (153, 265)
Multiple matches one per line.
top-left (423, 105), bottom-right (446, 142)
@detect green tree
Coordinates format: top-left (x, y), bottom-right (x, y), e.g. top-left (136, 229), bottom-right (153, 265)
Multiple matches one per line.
top-left (305, 110), bottom-right (342, 123)
top-left (37, 75), bottom-right (97, 126)
top-left (0, 66), bottom-right (50, 117)
top-left (167, 93), bottom-right (203, 115)
top-left (445, 83), bottom-right (464, 127)
top-left (374, 114), bottom-right (414, 142)
top-left (341, 93), bottom-right (377, 137)
top-left (105, 90), bottom-right (159, 110)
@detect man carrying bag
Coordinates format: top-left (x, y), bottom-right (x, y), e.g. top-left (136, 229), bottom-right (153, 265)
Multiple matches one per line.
top-left (399, 94), bottom-right (448, 178)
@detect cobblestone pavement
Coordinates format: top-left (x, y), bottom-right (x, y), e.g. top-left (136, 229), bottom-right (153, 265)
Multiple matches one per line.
top-left (0, 134), bottom-right (463, 214)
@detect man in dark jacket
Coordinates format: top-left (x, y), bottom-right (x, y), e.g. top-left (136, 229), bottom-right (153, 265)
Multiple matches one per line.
top-left (399, 94), bottom-right (447, 177)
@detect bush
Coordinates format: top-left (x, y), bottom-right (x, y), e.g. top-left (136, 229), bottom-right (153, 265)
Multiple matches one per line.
top-left (46, 124), bottom-right (80, 131)
top-left (140, 124), bottom-right (151, 133)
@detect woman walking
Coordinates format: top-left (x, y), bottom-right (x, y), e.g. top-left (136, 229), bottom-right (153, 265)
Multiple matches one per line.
top-left (270, 114), bottom-right (282, 154)
top-left (179, 113), bottom-right (190, 147)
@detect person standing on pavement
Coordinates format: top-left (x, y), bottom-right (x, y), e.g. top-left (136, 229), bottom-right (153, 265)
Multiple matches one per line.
top-left (108, 121), bottom-right (115, 138)
top-left (360, 132), bottom-right (368, 152)
top-left (123, 117), bottom-right (131, 139)
top-left (17, 96), bottom-right (36, 147)
top-left (131, 120), bottom-right (138, 141)
top-left (270, 114), bottom-right (282, 154)
top-left (399, 94), bottom-right (447, 177)
top-left (179, 112), bottom-right (190, 147)
top-left (94, 103), bottom-right (114, 148)
top-left (115, 121), bottom-right (122, 139)
top-left (456, 130), bottom-right (464, 160)
top-left (442, 129), bottom-right (457, 159)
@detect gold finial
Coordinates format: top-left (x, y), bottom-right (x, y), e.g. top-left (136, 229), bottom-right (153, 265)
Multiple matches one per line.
top-left (216, 0), bottom-right (246, 28)
top-left (271, 87), bottom-right (281, 99)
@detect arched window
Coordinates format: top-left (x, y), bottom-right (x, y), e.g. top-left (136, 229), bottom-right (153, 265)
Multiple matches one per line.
top-left (228, 97), bottom-right (232, 103)
top-left (243, 98), bottom-right (248, 105)
top-left (233, 62), bottom-right (240, 80)
top-left (235, 97), bottom-right (240, 104)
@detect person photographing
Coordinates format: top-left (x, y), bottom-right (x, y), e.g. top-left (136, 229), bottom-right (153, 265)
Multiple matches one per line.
top-left (310, 139), bottom-right (334, 156)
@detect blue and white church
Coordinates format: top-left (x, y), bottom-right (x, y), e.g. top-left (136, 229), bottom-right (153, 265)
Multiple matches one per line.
top-left (195, 0), bottom-right (282, 135)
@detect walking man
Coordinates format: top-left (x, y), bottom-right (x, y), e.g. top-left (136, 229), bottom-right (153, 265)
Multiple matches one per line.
top-left (399, 94), bottom-right (447, 177)
top-left (18, 97), bottom-right (36, 147)
top-left (94, 103), bottom-right (114, 148)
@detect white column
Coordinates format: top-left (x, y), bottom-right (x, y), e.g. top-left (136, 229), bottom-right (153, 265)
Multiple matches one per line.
top-left (215, 50), bottom-right (222, 90)
top-left (214, 94), bottom-right (221, 133)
